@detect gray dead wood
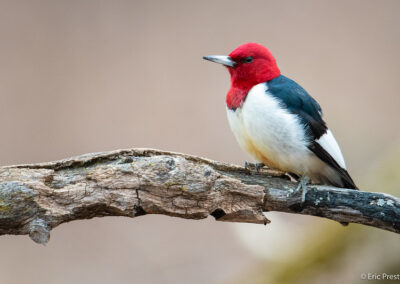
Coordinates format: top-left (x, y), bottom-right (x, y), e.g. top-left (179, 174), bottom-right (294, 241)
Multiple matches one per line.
top-left (0, 148), bottom-right (399, 244)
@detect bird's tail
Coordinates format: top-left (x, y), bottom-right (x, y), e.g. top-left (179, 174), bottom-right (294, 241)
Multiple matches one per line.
top-left (309, 142), bottom-right (358, 190)
top-left (333, 168), bottom-right (358, 190)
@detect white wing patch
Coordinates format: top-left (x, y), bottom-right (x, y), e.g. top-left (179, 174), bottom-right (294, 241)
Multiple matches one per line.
top-left (316, 130), bottom-right (346, 169)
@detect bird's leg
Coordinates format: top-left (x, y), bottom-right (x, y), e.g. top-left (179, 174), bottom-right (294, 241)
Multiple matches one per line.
top-left (244, 162), bottom-right (265, 172)
top-left (295, 176), bottom-right (310, 192)
top-left (254, 163), bottom-right (265, 172)
top-left (294, 176), bottom-right (311, 203)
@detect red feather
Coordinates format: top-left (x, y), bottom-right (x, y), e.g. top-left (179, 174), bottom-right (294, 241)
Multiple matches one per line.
top-left (226, 43), bottom-right (280, 109)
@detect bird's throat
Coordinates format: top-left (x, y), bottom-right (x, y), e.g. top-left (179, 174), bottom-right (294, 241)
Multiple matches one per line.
top-left (226, 86), bottom-right (251, 110)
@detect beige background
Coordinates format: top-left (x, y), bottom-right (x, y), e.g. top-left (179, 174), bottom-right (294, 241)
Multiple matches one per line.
top-left (0, 0), bottom-right (399, 283)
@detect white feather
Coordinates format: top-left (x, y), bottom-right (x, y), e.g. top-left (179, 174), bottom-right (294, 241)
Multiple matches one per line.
top-left (315, 130), bottom-right (346, 169)
top-left (227, 83), bottom-right (313, 174)
top-left (226, 82), bottom-right (346, 186)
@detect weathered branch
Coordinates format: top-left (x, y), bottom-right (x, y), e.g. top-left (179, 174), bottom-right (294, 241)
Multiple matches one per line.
top-left (0, 148), bottom-right (399, 244)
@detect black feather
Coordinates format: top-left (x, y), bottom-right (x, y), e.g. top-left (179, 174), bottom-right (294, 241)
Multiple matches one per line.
top-left (267, 75), bottom-right (327, 139)
top-left (266, 75), bottom-right (357, 189)
top-left (309, 142), bottom-right (358, 189)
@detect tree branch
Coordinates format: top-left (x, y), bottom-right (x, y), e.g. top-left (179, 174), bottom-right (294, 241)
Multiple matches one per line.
top-left (0, 148), bottom-right (399, 244)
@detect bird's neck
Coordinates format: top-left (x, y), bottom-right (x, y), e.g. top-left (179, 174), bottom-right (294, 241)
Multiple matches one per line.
top-left (226, 86), bottom-right (250, 110)
top-left (226, 70), bottom-right (280, 110)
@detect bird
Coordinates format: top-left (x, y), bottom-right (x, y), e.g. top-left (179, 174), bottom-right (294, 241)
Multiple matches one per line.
top-left (203, 42), bottom-right (357, 190)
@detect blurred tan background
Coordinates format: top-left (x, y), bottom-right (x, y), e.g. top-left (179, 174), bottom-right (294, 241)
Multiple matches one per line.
top-left (0, 0), bottom-right (399, 283)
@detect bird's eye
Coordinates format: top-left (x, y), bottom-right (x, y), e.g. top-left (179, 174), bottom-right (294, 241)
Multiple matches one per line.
top-left (242, 56), bottom-right (253, 63)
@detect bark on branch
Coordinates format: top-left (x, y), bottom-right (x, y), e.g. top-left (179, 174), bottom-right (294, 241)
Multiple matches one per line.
top-left (0, 148), bottom-right (399, 244)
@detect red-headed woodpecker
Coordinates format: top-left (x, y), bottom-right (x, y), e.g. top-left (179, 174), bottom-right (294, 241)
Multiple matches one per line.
top-left (203, 43), bottom-right (357, 189)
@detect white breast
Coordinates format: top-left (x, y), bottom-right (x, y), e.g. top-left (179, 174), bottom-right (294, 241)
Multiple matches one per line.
top-left (226, 83), bottom-right (315, 174)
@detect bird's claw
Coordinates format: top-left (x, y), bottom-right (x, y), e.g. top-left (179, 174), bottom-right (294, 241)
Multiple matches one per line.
top-left (295, 176), bottom-right (311, 203)
top-left (295, 176), bottom-right (310, 192)
top-left (244, 162), bottom-right (265, 172)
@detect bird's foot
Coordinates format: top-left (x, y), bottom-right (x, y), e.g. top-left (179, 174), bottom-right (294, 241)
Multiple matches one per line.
top-left (244, 162), bottom-right (265, 172)
top-left (295, 176), bottom-right (311, 203)
top-left (295, 176), bottom-right (310, 192)
top-left (286, 172), bottom-right (300, 182)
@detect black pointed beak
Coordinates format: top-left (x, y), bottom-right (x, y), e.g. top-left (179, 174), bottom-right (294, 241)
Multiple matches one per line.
top-left (202, 55), bottom-right (236, 67)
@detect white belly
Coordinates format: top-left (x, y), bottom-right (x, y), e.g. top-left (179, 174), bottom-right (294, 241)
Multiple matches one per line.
top-left (226, 83), bottom-right (321, 176)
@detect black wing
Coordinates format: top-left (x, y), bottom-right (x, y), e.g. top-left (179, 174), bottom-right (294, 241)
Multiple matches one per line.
top-left (309, 142), bottom-right (358, 189)
top-left (267, 75), bottom-right (327, 140)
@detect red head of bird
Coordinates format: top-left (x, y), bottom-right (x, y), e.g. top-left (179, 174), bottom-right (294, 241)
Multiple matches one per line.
top-left (204, 43), bottom-right (281, 109)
